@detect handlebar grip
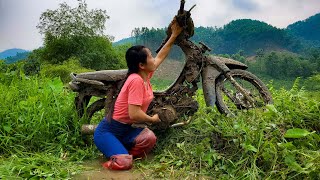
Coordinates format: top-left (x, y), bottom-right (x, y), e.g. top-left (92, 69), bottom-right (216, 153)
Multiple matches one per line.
top-left (156, 0), bottom-right (188, 53)
top-left (179, 0), bottom-right (185, 14)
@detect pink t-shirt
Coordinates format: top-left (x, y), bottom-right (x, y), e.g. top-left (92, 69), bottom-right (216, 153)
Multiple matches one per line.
top-left (112, 73), bottom-right (154, 124)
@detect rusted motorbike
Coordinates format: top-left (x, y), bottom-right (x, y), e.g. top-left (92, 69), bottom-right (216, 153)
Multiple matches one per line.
top-left (69, 0), bottom-right (273, 135)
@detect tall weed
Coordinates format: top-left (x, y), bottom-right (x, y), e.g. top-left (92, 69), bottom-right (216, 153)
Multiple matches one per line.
top-left (0, 70), bottom-right (98, 178)
top-left (137, 82), bottom-right (320, 179)
top-left (0, 69), bottom-right (319, 179)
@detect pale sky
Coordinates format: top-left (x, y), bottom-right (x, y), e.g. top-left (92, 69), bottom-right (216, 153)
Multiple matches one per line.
top-left (1, 0), bottom-right (320, 52)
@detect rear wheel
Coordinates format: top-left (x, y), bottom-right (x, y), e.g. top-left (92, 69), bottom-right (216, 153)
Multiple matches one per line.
top-left (75, 96), bottom-right (106, 124)
top-left (74, 96), bottom-right (106, 144)
top-left (215, 69), bottom-right (273, 115)
top-left (86, 98), bottom-right (106, 123)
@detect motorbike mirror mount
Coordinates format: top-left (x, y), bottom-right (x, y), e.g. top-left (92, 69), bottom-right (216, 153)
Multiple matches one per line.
top-left (188, 4), bottom-right (196, 13)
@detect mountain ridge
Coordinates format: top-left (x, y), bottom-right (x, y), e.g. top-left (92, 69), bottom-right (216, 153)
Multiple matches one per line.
top-left (0, 48), bottom-right (29, 59)
top-left (1, 12), bottom-right (319, 59)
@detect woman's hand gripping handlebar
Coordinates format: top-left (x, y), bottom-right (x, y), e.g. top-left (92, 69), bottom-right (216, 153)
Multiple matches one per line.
top-left (155, 0), bottom-right (196, 53)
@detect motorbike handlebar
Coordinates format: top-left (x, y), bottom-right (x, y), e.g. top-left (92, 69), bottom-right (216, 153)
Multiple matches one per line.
top-left (155, 0), bottom-right (195, 53)
top-left (179, 0), bottom-right (185, 14)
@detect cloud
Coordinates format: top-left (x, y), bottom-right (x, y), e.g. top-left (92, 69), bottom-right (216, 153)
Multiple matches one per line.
top-left (231, 0), bottom-right (258, 12)
top-left (95, 0), bottom-right (180, 40)
top-left (0, 0), bottom-right (74, 51)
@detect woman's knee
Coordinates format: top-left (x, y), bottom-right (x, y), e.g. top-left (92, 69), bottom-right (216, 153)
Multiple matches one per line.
top-left (129, 128), bottom-right (157, 157)
top-left (94, 132), bottom-right (128, 157)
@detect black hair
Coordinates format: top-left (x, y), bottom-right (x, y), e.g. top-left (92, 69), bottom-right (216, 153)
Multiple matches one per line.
top-left (107, 45), bottom-right (148, 120)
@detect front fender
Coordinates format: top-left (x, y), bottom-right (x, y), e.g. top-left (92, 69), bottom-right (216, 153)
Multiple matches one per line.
top-left (201, 56), bottom-right (248, 108)
top-left (201, 65), bottom-right (221, 107)
top-left (208, 56), bottom-right (248, 70)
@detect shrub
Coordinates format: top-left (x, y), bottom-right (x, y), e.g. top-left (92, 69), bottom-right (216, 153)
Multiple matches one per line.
top-left (40, 58), bottom-right (92, 83)
top-left (304, 74), bottom-right (320, 91)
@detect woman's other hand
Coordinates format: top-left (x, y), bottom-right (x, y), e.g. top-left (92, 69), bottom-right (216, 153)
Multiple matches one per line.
top-left (151, 114), bottom-right (161, 123)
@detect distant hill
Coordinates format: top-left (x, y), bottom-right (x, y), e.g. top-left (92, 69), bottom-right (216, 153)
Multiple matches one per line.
top-left (126, 19), bottom-right (307, 56)
top-left (5, 52), bottom-right (30, 64)
top-left (287, 13), bottom-right (320, 41)
top-left (115, 13), bottom-right (320, 56)
top-left (287, 13), bottom-right (320, 47)
top-left (0, 48), bottom-right (28, 59)
top-left (0, 48), bottom-right (30, 64)
top-left (113, 37), bottom-right (135, 46)
top-left (191, 19), bottom-right (296, 55)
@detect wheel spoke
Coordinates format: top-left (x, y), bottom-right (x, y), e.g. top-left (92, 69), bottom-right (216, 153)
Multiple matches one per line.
top-left (215, 70), bottom-right (272, 115)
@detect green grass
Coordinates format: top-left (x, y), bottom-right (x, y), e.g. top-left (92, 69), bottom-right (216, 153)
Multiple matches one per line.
top-left (0, 70), bottom-right (319, 179)
top-left (151, 77), bottom-right (176, 91)
top-left (0, 71), bottom-right (97, 179)
top-left (0, 153), bottom-right (83, 179)
top-left (135, 80), bottom-right (320, 179)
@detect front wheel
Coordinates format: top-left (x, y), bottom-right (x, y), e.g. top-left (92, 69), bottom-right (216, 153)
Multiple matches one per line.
top-left (215, 69), bottom-right (273, 115)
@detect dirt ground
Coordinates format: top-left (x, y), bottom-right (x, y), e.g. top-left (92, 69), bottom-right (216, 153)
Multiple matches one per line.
top-left (74, 169), bottom-right (144, 180)
top-left (72, 159), bottom-right (143, 180)
top-left (72, 155), bottom-right (152, 180)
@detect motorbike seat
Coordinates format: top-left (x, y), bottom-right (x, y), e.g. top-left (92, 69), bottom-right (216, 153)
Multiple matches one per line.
top-left (74, 69), bottom-right (128, 82)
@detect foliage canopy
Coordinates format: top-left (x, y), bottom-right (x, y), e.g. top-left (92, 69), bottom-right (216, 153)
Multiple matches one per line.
top-left (35, 0), bottom-right (124, 70)
top-left (37, 0), bottom-right (109, 38)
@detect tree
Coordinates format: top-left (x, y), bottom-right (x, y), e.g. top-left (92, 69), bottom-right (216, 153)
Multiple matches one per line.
top-left (36, 0), bottom-right (124, 70)
top-left (37, 0), bottom-right (110, 38)
top-left (23, 48), bottom-right (43, 75)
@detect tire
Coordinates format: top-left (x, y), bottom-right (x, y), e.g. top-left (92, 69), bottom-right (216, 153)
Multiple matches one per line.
top-left (74, 97), bottom-right (105, 144)
top-left (85, 98), bottom-right (106, 124)
top-left (74, 95), bottom-right (105, 124)
top-left (215, 69), bottom-right (273, 115)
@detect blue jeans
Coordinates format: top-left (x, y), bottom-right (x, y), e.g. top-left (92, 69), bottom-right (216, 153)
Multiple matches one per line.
top-left (93, 118), bottom-right (144, 158)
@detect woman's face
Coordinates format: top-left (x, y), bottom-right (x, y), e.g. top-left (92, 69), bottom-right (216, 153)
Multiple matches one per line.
top-left (141, 48), bottom-right (156, 72)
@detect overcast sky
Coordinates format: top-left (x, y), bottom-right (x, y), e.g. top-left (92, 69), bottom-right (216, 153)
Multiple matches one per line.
top-left (1, 0), bottom-right (320, 52)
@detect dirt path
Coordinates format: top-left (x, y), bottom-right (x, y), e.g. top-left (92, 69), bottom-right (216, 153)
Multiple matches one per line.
top-left (72, 156), bottom-right (150, 180)
top-left (74, 169), bottom-right (144, 180)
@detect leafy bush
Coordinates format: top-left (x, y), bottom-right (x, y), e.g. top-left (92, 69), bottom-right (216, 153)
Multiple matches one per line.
top-left (0, 60), bottom-right (6, 72)
top-left (41, 34), bottom-right (125, 70)
top-left (113, 43), bottom-right (131, 68)
top-left (23, 57), bottom-right (41, 75)
top-left (0, 72), bottom-right (89, 155)
top-left (78, 36), bottom-right (125, 70)
top-left (304, 74), bottom-right (320, 91)
top-left (40, 58), bottom-right (93, 83)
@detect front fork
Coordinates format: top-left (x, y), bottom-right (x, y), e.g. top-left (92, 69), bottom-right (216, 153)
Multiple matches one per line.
top-left (201, 59), bottom-right (254, 108)
top-left (224, 73), bottom-right (255, 105)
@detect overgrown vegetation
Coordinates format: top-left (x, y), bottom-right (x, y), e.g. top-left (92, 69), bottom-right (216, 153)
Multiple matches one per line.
top-left (0, 65), bottom-right (319, 178)
top-left (137, 81), bottom-right (320, 179)
top-left (0, 70), bottom-right (98, 179)
top-left (1, 0), bottom-right (319, 179)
